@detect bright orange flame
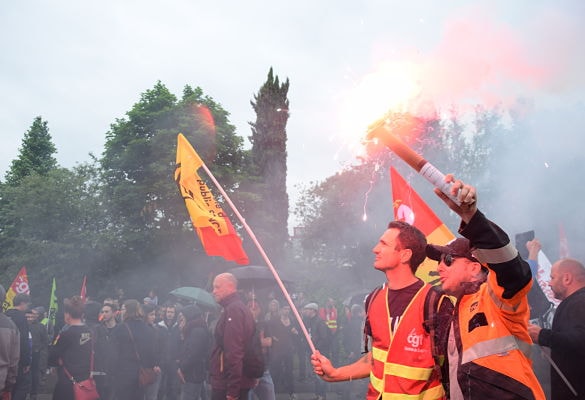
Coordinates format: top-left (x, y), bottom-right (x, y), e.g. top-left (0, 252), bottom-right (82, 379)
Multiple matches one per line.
top-left (336, 60), bottom-right (424, 159)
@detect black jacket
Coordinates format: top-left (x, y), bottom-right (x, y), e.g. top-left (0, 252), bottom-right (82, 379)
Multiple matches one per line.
top-left (5, 309), bottom-right (30, 370)
top-left (538, 287), bottom-right (585, 400)
top-left (179, 319), bottom-right (210, 383)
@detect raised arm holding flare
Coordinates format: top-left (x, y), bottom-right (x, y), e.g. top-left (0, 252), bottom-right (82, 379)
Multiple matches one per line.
top-left (427, 175), bottom-right (545, 400)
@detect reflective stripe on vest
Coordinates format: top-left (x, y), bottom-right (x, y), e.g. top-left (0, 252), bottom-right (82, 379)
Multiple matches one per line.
top-left (461, 334), bottom-right (532, 364)
top-left (487, 284), bottom-right (521, 313)
top-left (473, 242), bottom-right (517, 264)
top-left (372, 347), bottom-right (434, 381)
top-left (325, 320), bottom-right (338, 330)
top-left (370, 371), bottom-right (445, 400)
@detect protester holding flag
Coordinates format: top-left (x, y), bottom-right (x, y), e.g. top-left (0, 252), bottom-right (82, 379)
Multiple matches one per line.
top-left (528, 258), bottom-right (585, 400)
top-left (426, 175), bottom-right (545, 399)
top-left (311, 220), bottom-right (453, 400)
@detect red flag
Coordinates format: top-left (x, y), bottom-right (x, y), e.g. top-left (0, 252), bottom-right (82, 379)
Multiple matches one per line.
top-left (80, 276), bottom-right (87, 300)
top-left (175, 134), bottom-right (249, 265)
top-left (390, 167), bottom-right (456, 284)
top-left (559, 224), bottom-right (570, 259)
top-left (2, 266), bottom-right (30, 311)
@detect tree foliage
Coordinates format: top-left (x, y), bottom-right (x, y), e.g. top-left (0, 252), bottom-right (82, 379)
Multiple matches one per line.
top-left (244, 68), bottom-right (290, 264)
top-left (99, 81), bottom-right (249, 296)
top-left (4, 116), bottom-right (57, 185)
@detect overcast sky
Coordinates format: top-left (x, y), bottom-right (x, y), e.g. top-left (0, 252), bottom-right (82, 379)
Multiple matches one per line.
top-left (1, 1), bottom-right (583, 222)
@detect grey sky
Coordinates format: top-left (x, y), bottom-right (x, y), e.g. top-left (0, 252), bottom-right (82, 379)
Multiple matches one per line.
top-left (1, 1), bottom-right (583, 216)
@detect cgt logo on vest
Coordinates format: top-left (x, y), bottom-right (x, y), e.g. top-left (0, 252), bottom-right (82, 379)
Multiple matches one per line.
top-left (405, 328), bottom-right (425, 353)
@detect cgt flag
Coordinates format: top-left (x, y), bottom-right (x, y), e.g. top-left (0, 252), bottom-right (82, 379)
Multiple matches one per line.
top-left (390, 167), bottom-right (455, 285)
top-left (175, 133), bottom-right (249, 265)
top-left (2, 266), bottom-right (30, 311)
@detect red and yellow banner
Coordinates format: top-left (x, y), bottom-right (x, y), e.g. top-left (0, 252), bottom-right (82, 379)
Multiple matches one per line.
top-left (390, 167), bottom-right (455, 284)
top-left (2, 266), bottom-right (30, 311)
top-left (175, 133), bottom-right (249, 265)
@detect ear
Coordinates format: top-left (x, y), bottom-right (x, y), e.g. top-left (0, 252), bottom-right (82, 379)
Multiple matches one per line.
top-left (401, 248), bottom-right (413, 264)
top-left (468, 261), bottom-right (483, 277)
top-left (562, 272), bottom-right (573, 286)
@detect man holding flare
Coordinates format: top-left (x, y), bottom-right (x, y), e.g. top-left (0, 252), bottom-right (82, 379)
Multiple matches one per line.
top-left (369, 119), bottom-right (544, 399)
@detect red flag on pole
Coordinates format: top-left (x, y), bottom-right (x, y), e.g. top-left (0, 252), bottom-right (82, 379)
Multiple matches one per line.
top-left (175, 133), bottom-right (249, 265)
top-left (80, 276), bottom-right (87, 301)
top-left (2, 266), bottom-right (30, 311)
top-left (390, 167), bottom-right (456, 284)
top-left (559, 224), bottom-right (570, 259)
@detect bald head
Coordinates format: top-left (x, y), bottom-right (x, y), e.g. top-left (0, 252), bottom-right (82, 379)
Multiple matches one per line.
top-left (212, 273), bottom-right (238, 302)
top-left (550, 258), bottom-right (585, 300)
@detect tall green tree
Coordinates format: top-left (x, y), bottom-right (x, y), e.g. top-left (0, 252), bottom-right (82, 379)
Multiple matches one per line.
top-left (4, 116), bottom-right (57, 185)
top-left (100, 81), bottom-right (248, 293)
top-left (245, 68), bottom-right (290, 264)
top-left (0, 164), bottom-right (109, 303)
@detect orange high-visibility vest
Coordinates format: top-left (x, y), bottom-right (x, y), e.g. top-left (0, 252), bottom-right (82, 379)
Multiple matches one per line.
top-left (367, 284), bottom-right (445, 400)
top-left (453, 271), bottom-right (545, 399)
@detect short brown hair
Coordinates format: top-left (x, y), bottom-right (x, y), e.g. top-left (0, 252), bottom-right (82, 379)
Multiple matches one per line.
top-left (388, 220), bottom-right (427, 273)
top-left (64, 296), bottom-right (85, 319)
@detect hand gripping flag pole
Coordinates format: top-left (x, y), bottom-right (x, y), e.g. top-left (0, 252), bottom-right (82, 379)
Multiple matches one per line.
top-left (176, 134), bottom-right (316, 354)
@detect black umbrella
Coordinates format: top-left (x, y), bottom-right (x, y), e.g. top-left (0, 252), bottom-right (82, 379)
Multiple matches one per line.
top-left (227, 265), bottom-right (293, 289)
top-left (169, 286), bottom-right (219, 310)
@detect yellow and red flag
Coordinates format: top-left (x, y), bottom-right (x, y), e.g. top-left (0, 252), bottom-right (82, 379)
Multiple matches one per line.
top-left (390, 167), bottom-right (455, 284)
top-left (2, 266), bottom-right (30, 311)
top-left (175, 133), bottom-right (249, 265)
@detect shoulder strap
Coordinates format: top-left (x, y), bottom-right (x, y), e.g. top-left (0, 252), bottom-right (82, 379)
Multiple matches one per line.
top-left (125, 323), bottom-right (142, 363)
top-left (423, 285), bottom-right (449, 378)
top-left (362, 285), bottom-right (383, 354)
top-left (62, 328), bottom-right (94, 383)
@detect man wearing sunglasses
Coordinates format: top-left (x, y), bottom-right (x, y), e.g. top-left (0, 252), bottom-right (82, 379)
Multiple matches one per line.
top-left (426, 175), bottom-right (545, 400)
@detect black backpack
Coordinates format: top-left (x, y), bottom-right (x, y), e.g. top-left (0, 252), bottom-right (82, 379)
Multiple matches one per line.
top-left (242, 321), bottom-right (264, 379)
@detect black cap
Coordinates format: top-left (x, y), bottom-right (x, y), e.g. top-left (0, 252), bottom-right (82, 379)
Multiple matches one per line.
top-left (426, 238), bottom-right (479, 262)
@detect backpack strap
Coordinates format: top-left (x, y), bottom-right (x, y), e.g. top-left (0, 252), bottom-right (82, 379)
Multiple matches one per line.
top-left (362, 285), bottom-right (383, 354)
top-left (423, 285), bottom-right (450, 382)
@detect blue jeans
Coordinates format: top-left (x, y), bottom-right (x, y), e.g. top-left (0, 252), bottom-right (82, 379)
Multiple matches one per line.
top-left (248, 370), bottom-right (275, 400)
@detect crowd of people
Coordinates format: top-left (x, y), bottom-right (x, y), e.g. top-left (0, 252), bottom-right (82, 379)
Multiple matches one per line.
top-left (1, 176), bottom-right (585, 400)
top-left (0, 278), bottom-right (367, 400)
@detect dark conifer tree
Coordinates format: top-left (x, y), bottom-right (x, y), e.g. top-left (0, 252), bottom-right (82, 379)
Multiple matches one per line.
top-left (247, 68), bottom-right (290, 264)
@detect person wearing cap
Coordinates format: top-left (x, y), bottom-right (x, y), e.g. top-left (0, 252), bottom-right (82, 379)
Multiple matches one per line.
top-left (427, 175), bottom-right (545, 399)
top-left (177, 304), bottom-right (210, 400)
top-left (311, 220), bottom-right (452, 400)
top-left (0, 284), bottom-right (20, 397)
top-left (26, 306), bottom-right (49, 400)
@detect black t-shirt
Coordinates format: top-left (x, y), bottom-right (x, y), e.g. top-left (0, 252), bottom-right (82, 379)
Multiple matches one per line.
top-left (365, 280), bottom-right (425, 336)
top-left (49, 324), bottom-right (92, 382)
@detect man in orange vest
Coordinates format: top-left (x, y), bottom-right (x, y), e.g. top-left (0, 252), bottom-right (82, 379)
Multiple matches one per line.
top-left (427, 175), bottom-right (545, 400)
top-left (311, 220), bottom-right (452, 400)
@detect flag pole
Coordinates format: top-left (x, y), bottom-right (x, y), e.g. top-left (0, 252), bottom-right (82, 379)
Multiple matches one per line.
top-left (199, 162), bottom-right (317, 354)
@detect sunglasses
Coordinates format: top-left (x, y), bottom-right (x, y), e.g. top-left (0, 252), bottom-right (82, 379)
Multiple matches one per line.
top-left (440, 254), bottom-right (459, 267)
